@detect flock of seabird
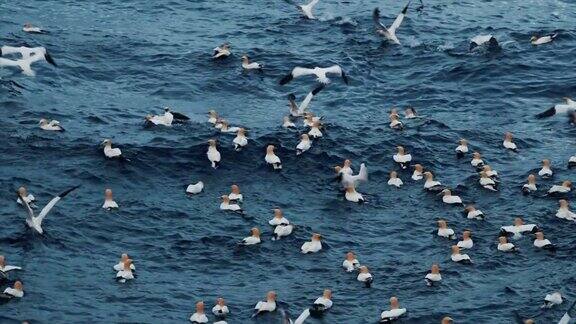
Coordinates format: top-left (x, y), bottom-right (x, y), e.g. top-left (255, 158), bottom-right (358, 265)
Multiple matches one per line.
top-left (1, 2), bottom-right (575, 323)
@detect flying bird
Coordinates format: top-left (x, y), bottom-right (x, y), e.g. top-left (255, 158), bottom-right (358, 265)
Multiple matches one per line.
top-left (17, 186), bottom-right (80, 234)
top-left (372, 3), bottom-right (410, 45)
top-left (279, 65), bottom-right (349, 85)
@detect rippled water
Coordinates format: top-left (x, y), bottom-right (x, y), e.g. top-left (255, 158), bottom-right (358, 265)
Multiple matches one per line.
top-left (1, 0), bottom-right (576, 322)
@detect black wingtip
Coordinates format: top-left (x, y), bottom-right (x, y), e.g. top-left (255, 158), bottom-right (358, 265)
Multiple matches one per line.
top-left (312, 84), bottom-right (325, 95)
top-left (279, 74), bottom-right (293, 85)
top-left (44, 53), bottom-right (57, 67)
top-left (341, 71), bottom-right (349, 85)
top-left (288, 93), bottom-right (296, 101)
top-left (59, 185), bottom-right (80, 198)
top-left (535, 106), bottom-right (556, 119)
top-left (402, 2), bottom-right (410, 14)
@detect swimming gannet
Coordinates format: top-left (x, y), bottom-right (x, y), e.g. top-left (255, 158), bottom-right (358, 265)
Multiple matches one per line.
top-left (412, 164), bottom-right (423, 181)
top-left (207, 139), bottom-right (221, 169)
top-left (269, 209), bottom-right (289, 226)
top-left (228, 184), bottom-right (243, 203)
top-left (425, 264), bottom-right (441, 286)
top-left (372, 3), bottom-right (409, 45)
top-left (497, 236), bottom-right (517, 252)
top-left (273, 223), bottom-right (294, 240)
top-left (423, 172), bottom-right (444, 192)
top-left (455, 139), bottom-right (469, 158)
top-left (219, 120), bottom-right (241, 134)
top-left (2, 281), bottom-right (23, 298)
top-left (556, 199), bottom-right (576, 221)
top-left (536, 97), bottom-right (576, 118)
top-left (17, 185), bottom-right (79, 234)
top-left (279, 65), bottom-right (349, 85)
top-left (113, 253), bottom-right (136, 272)
top-left (241, 55), bottom-right (263, 70)
top-left (393, 146), bottom-right (412, 169)
top-left (145, 107), bottom-right (173, 126)
top-left (437, 220), bottom-right (455, 239)
top-left (389, 114), bottom-right (403, 130)
top-left (479, 171), bottom-right (498, 191)
top-left (387, 171), bottom-right (403, 188)
top-left (301, 233), bottom-right (322, 253)
top-left (522, 174), bottom-right (537, 195)
top-left (23, 23), bottom-right (45, 34)
top-left (39, 118), bottom-right (64, 131)
top-left (308, 120), bottom-right (323, 138)
top-left (0, 255), bottom-right (22, 276)
top-left (534, 231), bottom-right (555, 250)
top-left (212, 298), bottom-right (230, 319)
top-left (342, 252), bottom-right (360, 272)
top-left (233, 128), bottom-right (248, 151)
top-left (253, 291), bottom-right (277, 316)
top-left (538, 159), bottom-right (553, 178)
top-left (542, 292), bottom-right (563, 308)
top-left (213, 43), bottom-right (231, 59)
top-left (464, 205), bottom-right (485, 220)
top-left (451, 245), bottom-right (471, 264)
top-left (241, 228), bottom-right (261, 245)
top-left (186, 181), bottom-right (204, 195)
top-left (296, 134), bottom-right (312, 155)
top-left (503, 132), bottom-right (518, 152)
top-left (102, 188), bottom-right (119, 209)
top-left (345, 185), bottom-right (364, 203)
top-left (219, 195), bottom-right (242, 213)
top-left (380, 297), bottom-right (407, 322)
top-left (404, 106), bottom-right (417, 119)
top-left (116, 259), bottom-right (135, 283)
top-left (102, 139), bottom-right (122, 159)
top-left (189, 301), bottom-right (209, 323)
top-left (357, 266), bottom-right (373, 288)
top-left (471, 152), bottom-right (484, 170)
top-left (530, 33), bottom-right (557, 45)
top-left (457, 230), bottom-right (473, 249)
top-left (265, 145), bottom-right (282, 170)
top-left (548, 181), bottom-right (572, 195)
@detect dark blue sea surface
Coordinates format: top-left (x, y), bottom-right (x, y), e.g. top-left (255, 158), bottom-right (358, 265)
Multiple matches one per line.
top-left (1, 0), bottom-right (576, 323)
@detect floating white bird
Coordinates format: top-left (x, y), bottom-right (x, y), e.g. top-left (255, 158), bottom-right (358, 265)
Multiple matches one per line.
top-left (296, 134), bottom-right (312, 155)
top-left (387, 171), bottom-right (403, 188)
top-left (522, 174), bottom-right (537, 195)
top-left (102, 189), bottom-right (118, 209)
top-left (471, 152), bottom-right (484, 170)
top-left (241, 55), bottom-right (262, 70)
top-left (534, 231), bottom-right (555, 250)
top-left (441, 189), bottom-right (462, 205)
top-left (531, 33), bottom-right (557, 45)
top-left (404, 106), bottom-right (417, 119)
top-left (233, 128), bottom-right (248, 151)
top-left (253, 291), bottom-right (277, 316)
top-left (301, 233), bottom-right (322, 253)
top-left (113, 254), bottom-right (136, 272)
top-left (39, 118), bottom-right (64, 131)
top-left (228, 184), bottom-right (243, 203)
top-left (556, 199), bottom-right (576, 221)
top-left (543, 292), bottom-right (563, 308)
top-left (503, 132), bottom-right (517, 152)
top-left (538, 159), bottom-right (553, 178)
top-left (451, 245), bottom-right (472, 264)
top-left (265, 145), bottom-right (282, 170)
top-left (464, 205), bottom-right (485, 220)
top-left (279, 65), bottom-right (349, 85)
top-left (437, 220), bottom-right (455, 239)
top-left (0, 46), bottom-right (56, 76)
top-left (308, 120), bottom-right (323, 138)
top-left (380, 297), bottom-right (407, 322)
top-left (389, 114), bottom-right (403, 130)
top-left (212, 298), bottom-right (230, 319)
top-left (186, 181), bottom-right (204, 195)
top-left (219, 195), bottom-right (242, 213)
top-left (345, 185), bottom-right (364, 203)
top-left (548, 181), bottom-right (572, 195)
top-left (145, 107), bottom-right (173, 126)
top-left (283, 116), bottom-right (296, 128)
top-left (423, 172), bottom-right (444, 192)
top-left (207, 139), bottom-right (221, 169)
top-left (2, 281), bottom-right (23, 298)
top-left (0, 256), bottom-right (22, 276)
top-left (273, 224), bottom-right (294, 240)
top-left (357, 266), bottom-right (373, 288)
top-left (393, 146), bottom-right (412, 169)
top-left (17, 185), bottom-right (79, 234)
top-left (536, 97), bottom-right (576, 118)
top-left (372, 4), bottom-right (409, 45)
top-left (102, 139), bottom-right (122, 159)
top-left (425, 264), bottom-right (442, 286)
top-left (208, 110), bottom-right (219, 124)
top-left (342, 252), bottom-right (360, 272)
top-left (457, 230), bottom-right (473, 249)
top-left (470, 34), bottom-right (499, 51)
top-left (288, 85), bottom-right (324, 117)
top-left (23, 23), bottom-right (44, 34)
top-left (241, 228), bottom-right (261, 245)
top-left (499, 218), bottom-right (539, 238)
top-left (116, 259), bottom-right (135, 283)
top-left (213, 43), bottom-right (231, 59)
top-left (479, 171), bottom-right (498, 191)
top-left (298, 0), bottom-right (320, 19)
top-left (269, 209), bottom-right (289, 226)
top-left (412, 164), bottom-right (423, 181)
top-left (497, 236), bottom-right (517, 252)
top-left (455, 139), bottom-right (469, 158)
top-left (189, 301), bottom-right (209, 323)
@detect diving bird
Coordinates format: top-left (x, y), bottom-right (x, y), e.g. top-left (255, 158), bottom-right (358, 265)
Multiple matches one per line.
top-left (530, 33), bottom-right (557, 45)
top-left (372, 3), bottom-right (409, 45)
top-left (469, 35), bottom-right (499, 51)
top-left (17, 185), bottom-right (79, 234)
top-left (536, 97), bottom-right (576, 118)
top-left (279, 65), bottom-right (349, 85)
top-left (288, 85), bottom-right (324, 117)
top-left (298, 0), bottom-right (320, 19)
top-left (0, 46), bottom-right (56, 76)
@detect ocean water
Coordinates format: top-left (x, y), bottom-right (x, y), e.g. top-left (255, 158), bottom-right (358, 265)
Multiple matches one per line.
top-left (1, 0), bottom-right (576, 322)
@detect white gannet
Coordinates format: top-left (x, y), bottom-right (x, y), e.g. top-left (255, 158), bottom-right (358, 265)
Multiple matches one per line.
top-left (357, 266), bottom-right (373, 288)
top-left (451, 245), bottom-right (471, 264)
top-left (241, 55), bottom-right (262, 70)
top-left (253, 291), bottom-right (277, 316)
top-left (412, 164), bottom-right (423, 181)
top-left (522, 174), bottom-right (537, 195)
top-left (288, 85), bottom-right (325, 117)
top-left (470, 34), bottom-right (499, 51)
top-left (219, 195), bottom-right (242, 213)
top-left (342, 252), bottom-right (360, 272)
top-left (393, 146), bottom-right (412, 169)
top-left (16, 186), bottom-right (36, 208)
top-left (228, 184), bottom-right (243, 203)
top-left (499, 218), bottom-right (539, 238)
top-left (2, 281), bottom-right (23, 298)
top-left (497, 236), bottom-right (517, 252)
top-left (471, 152), bottom-right (484, 170)
top-left (273, 223), bottom-right (294, 240)
top-left (102, 188), bottom-right (119, 209)
top-left (457, 230), bottom-right (473, 249)
top-left (212, 298), bottom-right (230, 319)
top-left (303, 112), bottom-right (320, 127)
top-left (0, 46), bottom-right (56, 76)
top-left (339, 159), bottom-right (353, 175)
top-left (113, 253), bottom-right (136, 271)
top-left (389, 114), bottom-right (403, 130)
top-left (404, 106), bottom-right (417, 119)
top-left (283, 116), bottom-right (296, 128)
top-left (556, 199), bottom-right (576, 221)
top-left (214, 118), bottom-right (224, 129)
top-left (437, 220), bottom-right (455, 239)
top-left (464, 205), bottom-right (485, 220)
top-left (335, 162), bottom-right (367, 189)
top-left (116, 259), bottom-right (135, 283)
top-left (241, 228), bottom-right (261, 245)
top-left (296, 134), bottom-right (312, 155)
top-left (423, 172), bottom-right (444, 192)
top-left (298, 0), bottom-right (320, 19)
top-left (233, 128), bottom-right (248, 151)
top-left (189, 301), bottom-right (209, 323)
top-left (482, 165), bottom-right (498, 179)
top-left (479, 171), bottom-right (498, 191)
top-left (425, 264), bottom-right (442, 286)
top-left (145, 107), bottom-right (174, 126)
top-left (0, 255), bottom-right (22, 276)
top-left (380, 297), bottom-right (407, 322)
top-left (534, 231), bottom-right (555, 250)
top-left (530, 33), bottom-right (557, 45)
top-left (208, 110), bottom-right (219, 124)
top-left (503, 132), bottom-right (518, 152)
top-left (301, 233), bottom-right (322, 253)
top-left (219, 120), bottom-right (241, 134)
top-left (345, 185), bottom-right (364, 203)
top-left (279, 65), bottom-right (349, 85)
top-left (294, 290), bottom-right (333, 324)
top-left (265, 145), bottom-right (282, 170)
top-left (542, 292), bottom-right (563, 308)
top-left (569, 155), bottom-right (576, 169)
top-left (102, 139), bottom-right (122, 159)
top-left (23, 23), bottom-right (45, 34)
top-left (387, 171), bottom-right (403, 188)
top-left (548, 180), bottom-right (572, 195)
top-left (269, 209), bottom-right (289, 226)
top-left (455, 139), bottom-right (469, 158)
top-left (538, 159), bottom-right (553, 178)
top-left (213, 43), bottom-right (231, 59)
top-left (372, 4), bottom-right (409, 45)
top-left (536, 97), bottom-right (576, 118)
top-left (441, 189), bottom-right (462, 205)
top-left (186, 181), bottom-right (204, 195)
top-left (39, 118), bottom-right (64, 131)
top-left (207, 139), bottom-right (221, 169)
top-left (17, 185), bottom-right (79, 234)
top-left (308, 120), bottom-right (323, 138)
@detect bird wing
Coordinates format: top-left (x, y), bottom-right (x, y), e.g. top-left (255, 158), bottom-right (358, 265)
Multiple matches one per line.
top-left (18, 192), bottom-right (36, 225)
top-left (292, 67), bottom-right (317, 78)
top-left (36, 186), bottom-right (80, 224)
top-left (390, 3), bottom-right (409, 33)
top-left (298, 85), bottom-right (324, 114)
top-left (0, 46), bottom-right (24, 56)
top-left (372, 8), bottom-right (388, 32)
top-left (0, 57), bottom-right (21, 67)
top-left (323, 65), bottom-right (343, 76)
